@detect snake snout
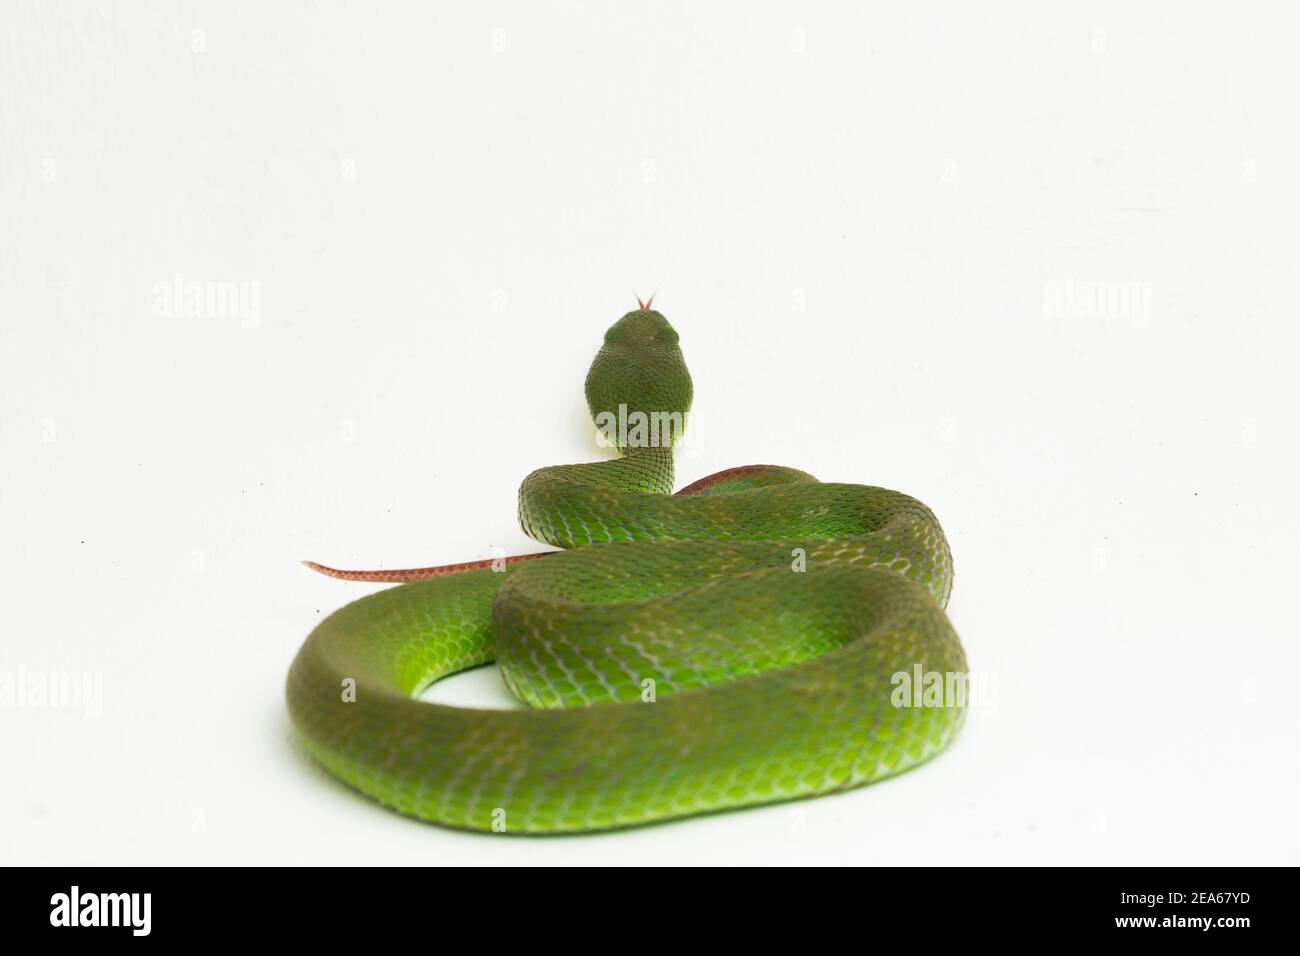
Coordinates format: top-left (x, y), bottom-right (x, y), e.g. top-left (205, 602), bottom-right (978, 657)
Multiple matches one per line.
top-left (604, 309), bottom-right (678, 344)
top-left (585, 309), bottom-right (694, 448)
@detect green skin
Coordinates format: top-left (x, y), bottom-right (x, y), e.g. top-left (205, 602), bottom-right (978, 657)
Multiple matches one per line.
top-left (287, 309), bottom-right (966, 833)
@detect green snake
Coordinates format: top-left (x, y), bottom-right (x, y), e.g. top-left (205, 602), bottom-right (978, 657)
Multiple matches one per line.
top-left (287, 307), bottom-right (966, 833)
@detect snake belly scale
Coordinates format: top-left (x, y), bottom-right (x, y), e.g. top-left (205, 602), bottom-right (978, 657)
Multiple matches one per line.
top-left (287, 308), bottom-right (967, 833)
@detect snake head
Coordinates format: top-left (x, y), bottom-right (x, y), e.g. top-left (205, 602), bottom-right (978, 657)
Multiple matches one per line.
top-left (585, 309), bottom-right (693, 449)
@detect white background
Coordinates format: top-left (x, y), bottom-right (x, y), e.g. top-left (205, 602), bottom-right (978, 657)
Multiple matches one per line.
top-left (3, 1), bottom-right (1298, 866)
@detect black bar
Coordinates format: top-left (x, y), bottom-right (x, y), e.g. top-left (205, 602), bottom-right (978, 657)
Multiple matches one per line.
top-left (4, 866), bottom-right (1288, 942)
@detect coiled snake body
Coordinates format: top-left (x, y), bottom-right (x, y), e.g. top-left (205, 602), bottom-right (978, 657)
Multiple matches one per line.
top-left (287, 309), bottom-right (966, 833)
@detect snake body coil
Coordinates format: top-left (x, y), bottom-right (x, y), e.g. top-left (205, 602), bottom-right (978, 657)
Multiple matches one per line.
top-left (287, 309), bottom-right (966, 833)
